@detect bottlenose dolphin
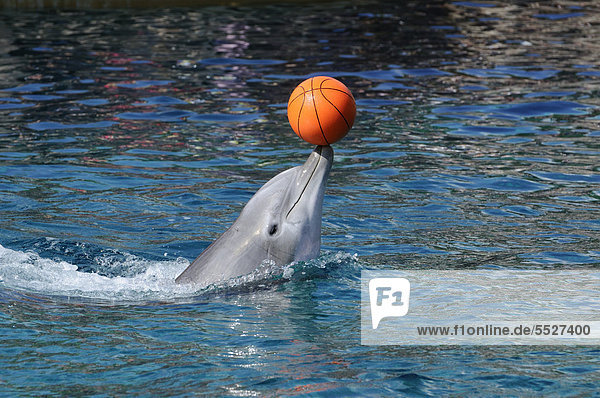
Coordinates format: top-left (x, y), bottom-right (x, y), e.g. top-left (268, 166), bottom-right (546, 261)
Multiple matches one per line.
top-left (175, 145), bottom-right (334, 286)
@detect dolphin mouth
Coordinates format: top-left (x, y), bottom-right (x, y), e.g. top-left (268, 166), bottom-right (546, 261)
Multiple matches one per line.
top-left (286, 145), bottom-right (333, 219)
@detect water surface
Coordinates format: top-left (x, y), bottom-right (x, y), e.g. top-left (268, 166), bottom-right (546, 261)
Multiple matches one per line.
top-left (1, 1), bottom-right (599, 395)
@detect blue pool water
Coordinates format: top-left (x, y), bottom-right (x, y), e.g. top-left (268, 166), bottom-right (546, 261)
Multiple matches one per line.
top-left (1, 0), bottom-right (599, 395)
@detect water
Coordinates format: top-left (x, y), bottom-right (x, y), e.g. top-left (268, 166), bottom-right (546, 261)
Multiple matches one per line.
top-left (1, 0), bottom-right (599, 395)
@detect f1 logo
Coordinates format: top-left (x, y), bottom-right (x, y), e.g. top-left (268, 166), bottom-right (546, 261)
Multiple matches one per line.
top-left (369, 278), bottom-right (411, 329)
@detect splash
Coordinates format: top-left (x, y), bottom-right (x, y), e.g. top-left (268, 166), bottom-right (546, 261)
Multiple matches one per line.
top-left (204, 250), bottom-right (360, 292)
top-left (0, 242), bottom-right (359, 303)
top-left (0, 243), bottom-right (196, 302)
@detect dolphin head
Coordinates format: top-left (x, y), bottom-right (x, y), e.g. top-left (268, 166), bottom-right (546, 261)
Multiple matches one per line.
top-left (238, 144), bottom-right (333, 263)
top-left (175, 145), bottom-right (334, 286)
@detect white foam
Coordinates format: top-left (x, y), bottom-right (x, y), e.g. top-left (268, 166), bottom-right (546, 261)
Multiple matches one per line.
top-left (0, 243), bottom-right (198, 302)
top-left (0, 243), bottom-right (359, 303)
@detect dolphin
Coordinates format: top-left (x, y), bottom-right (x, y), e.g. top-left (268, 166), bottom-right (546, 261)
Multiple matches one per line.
top-left (175, 145), bottom-right (334, 286)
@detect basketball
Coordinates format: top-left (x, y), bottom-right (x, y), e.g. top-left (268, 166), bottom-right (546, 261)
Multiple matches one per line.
top-left (287, 76), bottom-right (356, 146)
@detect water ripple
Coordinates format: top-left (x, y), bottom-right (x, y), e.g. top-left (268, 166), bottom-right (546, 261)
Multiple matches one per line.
top-left (26, 121), bottom-right (117, 131)
top-left (460, 66), bottom-right (560, 80)
top-left (530, 172), bottom-right (600, 184)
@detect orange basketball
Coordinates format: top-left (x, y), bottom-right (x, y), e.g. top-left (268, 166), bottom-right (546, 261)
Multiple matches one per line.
top-left (287, 76), bottom-right (356, 146)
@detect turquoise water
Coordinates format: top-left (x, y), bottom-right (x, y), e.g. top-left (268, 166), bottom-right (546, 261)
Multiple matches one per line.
top-left (1, 1), bottom-right (599, 395)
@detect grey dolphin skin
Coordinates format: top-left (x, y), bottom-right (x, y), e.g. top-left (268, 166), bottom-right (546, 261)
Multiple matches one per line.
top-left (175, 145), bottom-right (334, 286)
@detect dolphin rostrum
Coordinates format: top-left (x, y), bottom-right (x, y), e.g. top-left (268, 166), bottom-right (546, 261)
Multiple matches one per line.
top-left (175, 145), bottom-right (334, 286)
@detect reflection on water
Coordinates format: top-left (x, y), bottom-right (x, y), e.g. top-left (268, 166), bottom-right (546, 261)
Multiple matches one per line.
top-left (0, 1), bottom-right (599, 396)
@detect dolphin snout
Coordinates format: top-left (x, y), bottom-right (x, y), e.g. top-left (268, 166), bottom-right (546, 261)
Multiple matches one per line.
top-left (315, 145), bottom-right (333, 163)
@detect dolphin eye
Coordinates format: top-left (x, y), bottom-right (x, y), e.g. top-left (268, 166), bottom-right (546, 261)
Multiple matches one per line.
top-left (268, 224), bottom-right (278, 236)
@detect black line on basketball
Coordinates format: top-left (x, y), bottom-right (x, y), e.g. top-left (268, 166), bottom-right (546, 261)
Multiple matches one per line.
top-left (289, 86), bottom-right (308, 105)
top-left (320, 87), bottom-right (354, 100)
top-left (319, 80), bottom-right (350, 129)
top-left (296, 86), bottom-right (306, 140)
top-left (289, 81), bottom-right (351, 104)
top-left (311, 77), bottom-right (330, 145)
